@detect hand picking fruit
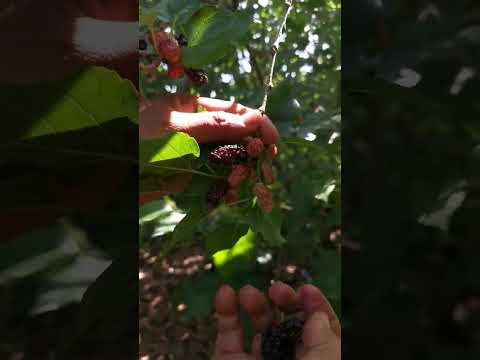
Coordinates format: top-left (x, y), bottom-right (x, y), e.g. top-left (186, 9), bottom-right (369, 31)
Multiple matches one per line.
top-left (139, 94), bottom-right (279, 145)
top-left (139, 94), bottom-right (279, 212)
top-left (212, 282), bottom-right (341, 360)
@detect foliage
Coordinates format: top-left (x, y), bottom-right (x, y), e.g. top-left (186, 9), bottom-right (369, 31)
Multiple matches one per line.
top-left (343, 0), bottom-right (480, 357)
top-left (139, 0), bottom-right (342, 327)
top-left (0, 67), bottom-right (138, 356)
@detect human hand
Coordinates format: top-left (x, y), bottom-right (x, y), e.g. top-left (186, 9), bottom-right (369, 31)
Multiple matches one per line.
top-left (139, 93), bottom-right (279, 145)
top-left (213, 282), bottom-right (341, 360)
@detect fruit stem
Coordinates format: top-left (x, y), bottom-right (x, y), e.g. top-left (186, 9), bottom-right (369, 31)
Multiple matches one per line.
top-left (149, 29), bottom-right (160, 55)
top-left (259, 0), bottom-right (294, 114)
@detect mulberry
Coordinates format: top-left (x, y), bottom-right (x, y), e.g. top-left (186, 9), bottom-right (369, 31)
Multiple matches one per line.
top-left (186, 68), bottom-right (209, 87)
top-left (225, 188), bottom-right (239, 207)
top-left (206, 181), bottom-right (228, 206)
top-left (159, 40), bottom-right (181, 64)
top-left (253, 183), bottom-right (273, 213)
top-left (228, 165), bottom-right (251, 188)
top-left (148, 31), bottom-right (181, 64)
top-left (261, 160), bottom-right (275, 185)
top-left (167, 63), bottom-right (185, 79)
top-left (208, 144), bottom-right (247, 165)
top-left (261, 318), bottom-right (304, 360)
top-left (247, 137), bottom-right (265, 158)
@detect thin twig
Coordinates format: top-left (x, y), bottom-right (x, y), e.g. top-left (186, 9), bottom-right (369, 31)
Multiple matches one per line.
top-left (259, 0), bottom-right (294, 114)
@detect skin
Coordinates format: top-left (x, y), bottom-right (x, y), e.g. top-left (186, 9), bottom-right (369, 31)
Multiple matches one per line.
top-left (139, 94), bottom-right (279, 145)
top-left (138, 94), bottom-right (279, 204)
top-left (213, 282), bottom-right (341, 360)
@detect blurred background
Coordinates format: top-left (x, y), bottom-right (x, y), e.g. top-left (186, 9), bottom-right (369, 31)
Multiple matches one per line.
top-left (343, 0), bottom-right (480, 358)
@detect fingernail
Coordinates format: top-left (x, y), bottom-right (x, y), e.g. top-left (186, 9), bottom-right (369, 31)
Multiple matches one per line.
top-left (218, 284), bottom-right (234, 295)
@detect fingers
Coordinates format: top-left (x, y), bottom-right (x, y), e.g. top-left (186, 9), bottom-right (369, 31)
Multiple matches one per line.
top-left (196, 97), bottom-right (251, 115)
top-left (239, 285), bottom-right (274, 334)
top-left (172, 93), bottom-right (197, 113)
top-left (213, 285), bottom-right (245, 358)
top-left (251, 334), bottom-right (263, 360)
top-left (241, 111), bottom-right (279, 145)
top-left (169, 111), bottom-right (257, 144)
top-left (302, 312), bottom-right (331, 348)
top-left (268, 281), bottom-right (301, 313)
top-left (162, 95), bottom-right (279, 145)
top-left (302, 312), bottom-right (341, 360)
top-left (299, 284), bottom-right (341, 338)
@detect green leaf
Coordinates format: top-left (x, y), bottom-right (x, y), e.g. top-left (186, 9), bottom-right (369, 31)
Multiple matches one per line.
top-left (266, 82), bottom-right (304, 127)
top-left (247, 207), bottom-right (286, 246)
top-left (311, 250), bottom-right (341, 312)
top-left (213, 229), bottom-right (256, 278)
top-left (205, 222), bottom-right (249, 258)
top-left (0, 224), bottom-right (81, 285)
top-left (0, 67), bottom-right (137, 143)
top-left (140, 132), bottom-right (200, 165)
top-left (139, 199), bottom-right (186, 237)
top-left (173, 270), bottom-right (221, 320)
top-left (140, 8), bottom-right (157, 29)
top-left (154, 0), bottom-right (204, 28)
top-left (172, 174), bottom-right (211, 210)
top-left (182, 7), bottom-right (251, 68)
top-left (171, 208), bottom-right (207, 245)
top-left (57, 253), bottom-right (137, 356)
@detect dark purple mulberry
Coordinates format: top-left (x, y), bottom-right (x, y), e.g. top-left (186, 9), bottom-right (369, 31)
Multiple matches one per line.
top-left (206, 181), bottom-right (228, 206)
top-left (208, 144), bottom-right (247, 165)
top-left (176, 34), bottom-right (188, 47)
top-left (261, 318), bottom-right (304, 360)
top-left (186, 68), bottom-right (209, 87)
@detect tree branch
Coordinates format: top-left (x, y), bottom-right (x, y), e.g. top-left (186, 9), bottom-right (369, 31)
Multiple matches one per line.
top-left (259, 0), bottom-right (294, 114)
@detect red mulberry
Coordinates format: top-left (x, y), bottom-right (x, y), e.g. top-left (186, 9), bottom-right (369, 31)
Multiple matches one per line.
top-left (225, 188), bottom-right (239, 207)
top-left (228, 164), bottom-right (251, 188)
top-left (247, 137), bottom-right (265, 158)
top-left (167, 63), bottom-right (185, 79)
top-left (261, 160), bottom-right (275, 185)
top-left (208, 144), bottom-right (247, 164)
top-left (149, 31), bottom-right (182, 64)
top-left (253, 183), bottom-right (273, 213)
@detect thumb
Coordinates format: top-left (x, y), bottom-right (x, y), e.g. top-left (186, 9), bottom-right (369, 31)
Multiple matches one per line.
top-left (302, 312), bottom-right (341, 359)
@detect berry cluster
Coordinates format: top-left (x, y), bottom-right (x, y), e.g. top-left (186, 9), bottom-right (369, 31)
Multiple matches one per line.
top-left (205, 138), bottom-right (277, 213)
top-left (208, 144), bottom-right (248, 164)
top-left (143, 31), bottom-right (208, 87)
top-left (261, 318), bottom-right (305, 360)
